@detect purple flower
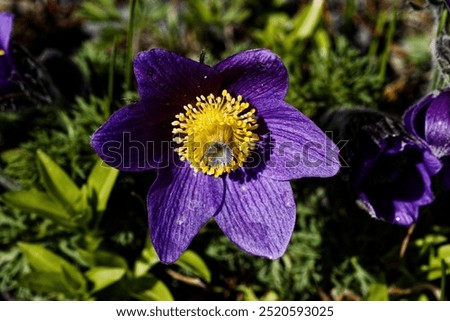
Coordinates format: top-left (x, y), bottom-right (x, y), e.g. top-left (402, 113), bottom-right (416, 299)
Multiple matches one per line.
top-left (322, 109), bottom-right (441, 226)
top-left (91, 48), bottom-right (340, 263)
top-left (403, 89), bottom-right (450, 189)
top-left (0, 12), bottom-right (18, 96)
top-left (0, 12), bottom-right (56, 109)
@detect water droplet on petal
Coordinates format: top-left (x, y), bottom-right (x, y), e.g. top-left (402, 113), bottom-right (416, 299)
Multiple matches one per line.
top-left (395, 216), bottom-right (401, 222)
top-left (177, 216), bottom-right (186, 225)
top-left (187, 199), bottom-right (203, 211)
top-left (282, 191), bottom-right (293, 208)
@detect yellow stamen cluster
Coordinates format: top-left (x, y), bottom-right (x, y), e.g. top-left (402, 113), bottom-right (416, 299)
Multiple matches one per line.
top-left (0, 49), bottom-right (5, 56)
top-left (172, 90), bottom-right (259, 177)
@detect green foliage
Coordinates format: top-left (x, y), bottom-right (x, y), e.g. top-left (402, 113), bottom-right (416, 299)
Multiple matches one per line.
top-left (254, 0), bottom-right (323, 55)
top-left (1, 96), bottom-right (109, 186)
top-left (1, 151), bottom-right (174, 300)
top-left (87, 160), bottom-right (119, 213)
top-left (2, 150), bottom-right (118, 231)
top-left (367, 283), bottom-right (389, 301)
top-left (85, 267), bottom-right (126, 293)
top-left (177, 249), bottom-right (212, 283)
top-left (2, 189), bottom-right (78, 229)
top-left (424, 244), bottom-right (450, 281)
top-left (18, 242), bottom-right (87, 298)
top-left (79, 0), bottom-right (121, 22)
top-left (292, 37), bottom-right (383, 115)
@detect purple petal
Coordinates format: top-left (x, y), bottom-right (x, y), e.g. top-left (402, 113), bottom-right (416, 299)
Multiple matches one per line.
top-left (422, 148), bottom-right (444, 176)
top-left (391, 159), bottom-right (435, 226)
top-left (214, 174), bottom-right (296, 259)
top-left (148, 165), bottom-right (224, 264)
top-left (0, 12), bottom-right (13, 52)
top-left (254, 99), bottom-right (340, 180)
top-left (0, 12), bottom-right (14, 87)
top-left (214, 49), bottom-right (288, 102)
top-left (91, 101), bottom-right (171, 171)
top-left (358, 147), bottom-right (438, 226)
top-left (133, 49), bottom-right (220, 115)
top-left (424, 91), bottom-right (450, 158)
top-left (403, 92), bottom-right (435, 140)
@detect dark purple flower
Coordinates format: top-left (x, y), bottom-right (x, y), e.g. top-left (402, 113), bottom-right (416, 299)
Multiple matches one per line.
top-left (0, 12), bottom-right (17, 96)
top-left (322, 109), bottom-right (441, 226)
top-left (91, 48), bottom-right (340, 263)
top-left (403, 89), bottom-right (450, 189)
top-left (0, 12), bottom-right (56, 110)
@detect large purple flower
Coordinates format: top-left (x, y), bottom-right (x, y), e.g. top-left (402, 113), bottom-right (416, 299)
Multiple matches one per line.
top-left (403, 89), bottom-right (450, 189)
top-left (0, 12), bottom-right (17, 96)
top-left (322, 109), bottom-right (441, 226)
top-left (91, 49), bottom-right (340, 263)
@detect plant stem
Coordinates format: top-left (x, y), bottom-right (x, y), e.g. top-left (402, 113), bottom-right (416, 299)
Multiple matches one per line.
top-left (125, 0), bottom-right (138, 92)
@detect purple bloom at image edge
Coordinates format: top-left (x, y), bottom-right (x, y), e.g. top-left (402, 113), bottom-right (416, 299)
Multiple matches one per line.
top-left (354, 135), bottom-right (442, 226)
top-left (403, 89), bottom-right (450, 189)
top-left (0, 12), bottom-right (17, 96)
top-left (91, 48), bottom-right (341, 263)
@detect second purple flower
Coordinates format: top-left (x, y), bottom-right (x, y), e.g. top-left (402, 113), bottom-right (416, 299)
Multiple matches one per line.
top-left (403, 89), bottom-right (450, 190)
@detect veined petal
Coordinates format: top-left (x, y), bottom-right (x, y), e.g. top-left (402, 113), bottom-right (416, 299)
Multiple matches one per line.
top-left (0, 13), bottom-right (14, 87)
top-left (358, 148), bottom-right (437, 226)
top-left (91, 101), bottom-right (171, 171)
top-left (390, 160), bottom-right (435, 226)
top-left (254, 99), bottom-right (340, 180)
top-left (422, 148), bottom-right (444, 176)
top-left (0, 12), bottom-right (13, 52)
top-left (403, 92), bottom-right (434, 140)
top-left (214, 49), bottom-right (288, 102)
top-left (425, 91), bottom-right (450, 157)
top-left (215, 174), bottom-right (296, 259)
top-left (133, 48), bottom-right (220, 113)
top-left (148, 165), bottom-right (224, 264)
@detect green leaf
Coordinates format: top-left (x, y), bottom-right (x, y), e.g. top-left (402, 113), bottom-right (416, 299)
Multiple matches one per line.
top-left (36, 149), bottom-right (81, 210)
top-left (87, 159), bottom-right (119, 212)
top-left (78, 248), bottom-right (128, 269)
top-left (80, 0), bottom-right (121, 22)
top-left (239, 285), bottom-right (258, 301)
top-left (261, 291), bottom-right (279, 301)
top-left (427, 244), bottom-right (450, 280)
top-left (415, 234), bottom-right (447, 247)
top-left (294, 0), bottom-right (324, 40)
top-left (18, 242), bottom-right (86, 292)
top-left (314, 28), bottom-right (331, 58)
top-left (130, 276), bottom-right (173, 301)
top-left (366, 282), bottom-right (389, 301)
top-left (134, 258), bottom-right (152, 278)
top-left (1, 189), bottom-right (77, 228)
top-left (134, 240), bottom-right (160, 277)
top-left (74, 184), bottom-right (93, 226)
top-left (175, 250), bottom-right (211, 282)
top-left (20, 272), bottom-right (78, 296)
top-left (85, 267), bottom-right (126, 293)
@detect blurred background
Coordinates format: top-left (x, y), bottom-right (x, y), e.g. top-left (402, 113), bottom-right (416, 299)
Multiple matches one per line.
top-left (0, 0), bottom-right (449, 301)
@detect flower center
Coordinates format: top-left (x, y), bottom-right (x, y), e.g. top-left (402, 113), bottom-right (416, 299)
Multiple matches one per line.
top-left (172, 90), bottom-right (259, 177)
top-left (0, 49), bottom-right (5, 56)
